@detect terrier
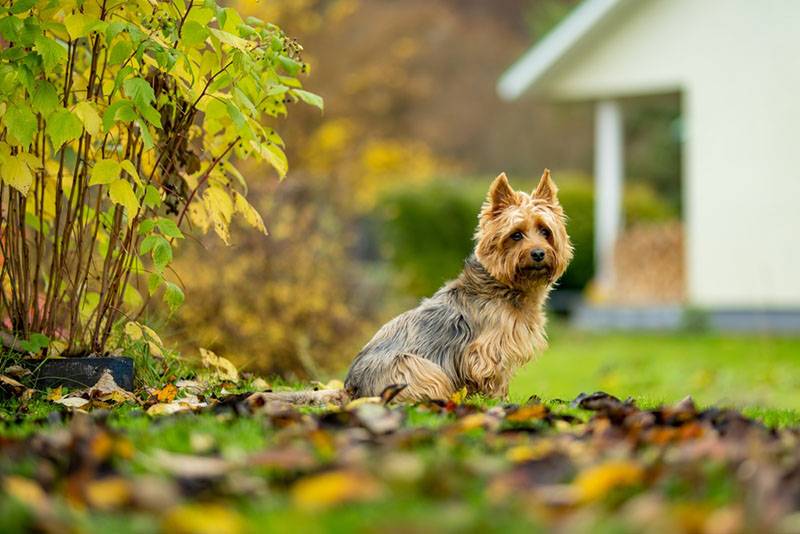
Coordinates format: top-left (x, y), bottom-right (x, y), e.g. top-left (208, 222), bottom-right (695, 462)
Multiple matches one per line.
top-left (345, 170), bottom-right (573, 401)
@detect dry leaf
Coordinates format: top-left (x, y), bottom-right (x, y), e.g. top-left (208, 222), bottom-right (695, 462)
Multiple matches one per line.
top-left (53, 397), bottom-right (90, 408)
top-left (291, 470), bottom-right (382, 510)
top-left (85, 477), bottom-right (131, 510)
top-left (573, 460), bottom-right (644, 502)
top-left (162, 503), bottom-right (243, 534)
top-left (156, 383), bottom-right (178, 403)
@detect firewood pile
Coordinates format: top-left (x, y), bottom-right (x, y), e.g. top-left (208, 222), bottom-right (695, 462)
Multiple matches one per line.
top-left (607, 221), bottom-right (685, 305)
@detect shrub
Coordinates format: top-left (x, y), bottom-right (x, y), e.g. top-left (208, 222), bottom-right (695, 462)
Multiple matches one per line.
top-left (378, 173), bottom-right (676, 297)
top-left (0, 1), bottom-right (319, 355)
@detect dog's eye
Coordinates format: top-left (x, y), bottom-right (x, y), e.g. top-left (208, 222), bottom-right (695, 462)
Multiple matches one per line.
top-left (539, 226), bottom-right (551, 238)
top-left (510, 231), bottom-right (524, 241)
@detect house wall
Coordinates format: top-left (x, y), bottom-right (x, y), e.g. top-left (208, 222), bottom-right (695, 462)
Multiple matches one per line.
top-left (537, 0), bottom-right (800, 308)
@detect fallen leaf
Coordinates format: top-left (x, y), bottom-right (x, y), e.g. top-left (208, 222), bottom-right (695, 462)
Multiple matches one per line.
top-left (147, 395), bottom-right (207, 416)
top-left (312, 379), bottom-right (343, 390)
top-left (162, 503), bottom-right (243, 534)
top-left (85, 477), bottom-right (131, 510)
top-left (88, 369), bottom-right (135, 403)
top-left (53, 397), bottom-right (90, 408)
top-left (450, 386), bottom-right (468, 404)
top-left (291, 470), bottom-right (382, 510)
top-left (573, 460), bottom-right (644, 502)
top-left (153, 450), bottom-right (232, 478)
top-left (506, 404), bottom-right (548, 422)
top-left (356, 403), bottom-right (402, 434)
top-left (0, 374), bottom-right (27, 395)
top-left (156, 383), bottom-right (178, 403)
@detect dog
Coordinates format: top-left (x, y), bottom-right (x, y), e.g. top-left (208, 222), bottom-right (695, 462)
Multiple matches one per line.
top-left (345, 170), bottom-right (573, 401)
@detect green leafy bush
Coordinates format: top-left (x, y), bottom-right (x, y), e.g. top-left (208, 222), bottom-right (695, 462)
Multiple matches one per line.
top-left (0, 0), bottom-right (319, 354)
top-left (378, 173), bottom-right (676, 297)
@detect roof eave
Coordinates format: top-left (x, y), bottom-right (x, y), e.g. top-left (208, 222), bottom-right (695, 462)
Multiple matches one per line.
top-left (497, 0), bottom-right (626, 101)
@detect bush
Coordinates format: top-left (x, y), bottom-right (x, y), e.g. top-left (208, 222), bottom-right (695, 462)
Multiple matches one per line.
top-left (0, 2), bottom-right (319, 354)
top-left (378, 173), bottom-right (676, 297)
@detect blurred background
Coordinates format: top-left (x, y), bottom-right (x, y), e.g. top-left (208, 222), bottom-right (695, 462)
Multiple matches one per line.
top-left (167, 0), bottom-right (800, 409)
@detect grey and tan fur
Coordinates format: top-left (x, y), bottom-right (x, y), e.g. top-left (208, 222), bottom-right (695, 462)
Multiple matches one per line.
top-left (345, 170), bottom-right (573, 402)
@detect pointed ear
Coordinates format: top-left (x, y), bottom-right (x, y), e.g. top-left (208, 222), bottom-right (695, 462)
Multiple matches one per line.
top-left (486, 172), bottom-right (516, 215)
top-left (533, 168), bottom-right (559, 204)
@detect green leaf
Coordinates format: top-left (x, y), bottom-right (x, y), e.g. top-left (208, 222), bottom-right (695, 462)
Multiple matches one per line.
top-left (46, 109), bottom-right (83, 150)
top-left (0, 154), bottom-right (33, 195)
top-left (90, 158), bottom-right (121, 186)
top-left (0, 16), bottom-right (24, 42)
top-left (152, 238), bottom-right (173, 272)
top-left (292, 89), bottom-right (324, 111)
top-left (33, 36), bottom-right (66, 71)
top-left (102, 99), bottom-right (136, 131)
top-left (108, 40), bottom-right (132, 65)
top-left (108, 179), bottom-right (139, 221)
top-left (31, 80), bottom-right (59, 115)
top-left (139, 234), bottom-right (162, 254)
top-left (143, 185), bottom-right (161, 209)
top-left (9, 0), bottom-right (36, 15)
top-left (123, 77), bottom-right (155, 107)
top-left (147, 273), bottom-right (162, 295)
top-left (156, 218), bottom-right (183, 239)
top-left (3, 104), bottom-right (37, 147)
top-left (138, 219), bottom-right (156, 234)
top-left (181, 21), bottom-right (209, 47)
top-left (72, 101), bottom-right (102, 137)
top-left (163, 281), bottom-right (184, 311)
top-left (139, 102), bottom-right (162, 128)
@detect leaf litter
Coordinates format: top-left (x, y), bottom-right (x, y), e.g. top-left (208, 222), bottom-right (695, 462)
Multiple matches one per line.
top-left (2, 382), bottom-right (800, 532)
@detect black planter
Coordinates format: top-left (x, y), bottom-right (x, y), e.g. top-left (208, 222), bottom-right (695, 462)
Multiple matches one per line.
top-left (30, 356), bottom-right (135, 391)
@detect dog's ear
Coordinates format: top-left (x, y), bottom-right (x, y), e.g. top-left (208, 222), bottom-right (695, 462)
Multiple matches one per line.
top-left (486, 172), bottom-right (516, 215)
top-left (533, 169), bottom-right (559, 205)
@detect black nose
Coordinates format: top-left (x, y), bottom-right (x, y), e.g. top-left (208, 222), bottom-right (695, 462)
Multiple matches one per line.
top-left (531, 249), bottom-right (546, 262)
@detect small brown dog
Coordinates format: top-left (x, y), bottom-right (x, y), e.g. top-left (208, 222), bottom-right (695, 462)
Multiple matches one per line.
top-left (345, 170), bottom-right (573, 401)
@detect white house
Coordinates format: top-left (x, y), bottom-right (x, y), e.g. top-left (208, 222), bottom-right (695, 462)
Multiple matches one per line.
top-left (498, 0), bottom-right (800, 327)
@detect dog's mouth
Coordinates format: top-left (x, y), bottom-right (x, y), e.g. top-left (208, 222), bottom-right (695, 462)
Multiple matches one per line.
top-left (519, 264), bottom-right (551, 277)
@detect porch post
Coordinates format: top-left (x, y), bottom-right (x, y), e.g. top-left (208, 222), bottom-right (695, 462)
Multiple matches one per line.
top-left (594, 99), bottom-right (624, 294)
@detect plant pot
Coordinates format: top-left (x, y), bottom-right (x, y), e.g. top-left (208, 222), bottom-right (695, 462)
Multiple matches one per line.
top-left (30, 356), bottom-right (135, 391)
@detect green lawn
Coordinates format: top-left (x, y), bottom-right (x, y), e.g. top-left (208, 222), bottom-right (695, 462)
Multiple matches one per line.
top-left (510, 324), bottom-right (800, 425)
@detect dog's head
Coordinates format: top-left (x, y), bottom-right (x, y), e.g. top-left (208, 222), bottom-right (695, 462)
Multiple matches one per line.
top-left (474, 170), bottom-right (573, 288)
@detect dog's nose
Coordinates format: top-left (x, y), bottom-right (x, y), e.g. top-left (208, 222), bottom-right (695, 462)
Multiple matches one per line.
top-left (531, 249), bottom-right (546, 262)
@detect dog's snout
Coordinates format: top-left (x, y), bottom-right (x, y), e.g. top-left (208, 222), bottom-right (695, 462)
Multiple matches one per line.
top-left (531, 248), bottom-right (546, 262)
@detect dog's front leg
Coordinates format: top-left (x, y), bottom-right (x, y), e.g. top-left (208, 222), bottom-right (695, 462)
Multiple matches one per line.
top-left (462, 341), bottom-right (504, 398)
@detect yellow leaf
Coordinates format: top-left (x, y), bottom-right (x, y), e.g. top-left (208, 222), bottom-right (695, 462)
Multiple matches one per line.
top-left (120, 159), bottom-right (141, 186)
top-left (200, 348), bottom-right (239, 382)
top-left (85, 477), bottom-right (131, 510)
top-left (233, 191), bottom-right (267, 235)
top-left (1, 155), bottom-right (33, 195)
top-left (291, 470), bottom-right (382, 510)
top-left (450, 386), bottom-right (468, 404)
top-left (124, 321), bottom-right (143, 341)
top-left (573, 460), bottom-right (644, 502)
top-left (109, 179), bottom-right (139, 221)
top-left (72, 101), bottom-right (102, 137)
top-left (163, 503), bottom-right (243, 534)
top-left (4, 476), bottom-right (48, 510)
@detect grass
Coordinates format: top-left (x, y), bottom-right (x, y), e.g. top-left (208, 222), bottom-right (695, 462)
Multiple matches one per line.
top-left (510, 323), bottom-right (800, 425)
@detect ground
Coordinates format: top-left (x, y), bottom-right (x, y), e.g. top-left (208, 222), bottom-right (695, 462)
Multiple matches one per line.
top-left (1, 327), bottom-right (799, 533)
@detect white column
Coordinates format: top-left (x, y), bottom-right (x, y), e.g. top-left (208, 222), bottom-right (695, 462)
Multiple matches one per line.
top-left (594, 99), bottom-right (624, 295)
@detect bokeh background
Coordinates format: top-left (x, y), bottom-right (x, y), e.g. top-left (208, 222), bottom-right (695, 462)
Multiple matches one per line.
top-left (162, 0), bottom-right (799, 411)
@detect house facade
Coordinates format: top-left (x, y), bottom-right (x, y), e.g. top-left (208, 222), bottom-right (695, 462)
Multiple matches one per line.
top-left (498, 0), bottom-right (800, 315)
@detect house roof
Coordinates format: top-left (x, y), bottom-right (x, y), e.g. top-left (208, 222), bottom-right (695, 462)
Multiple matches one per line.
top-left (496, 0), bottom-right (626, 100)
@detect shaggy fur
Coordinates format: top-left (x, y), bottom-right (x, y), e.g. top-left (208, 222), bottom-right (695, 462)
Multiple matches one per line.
top-left (345, 171), bottom-right (573, 401)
